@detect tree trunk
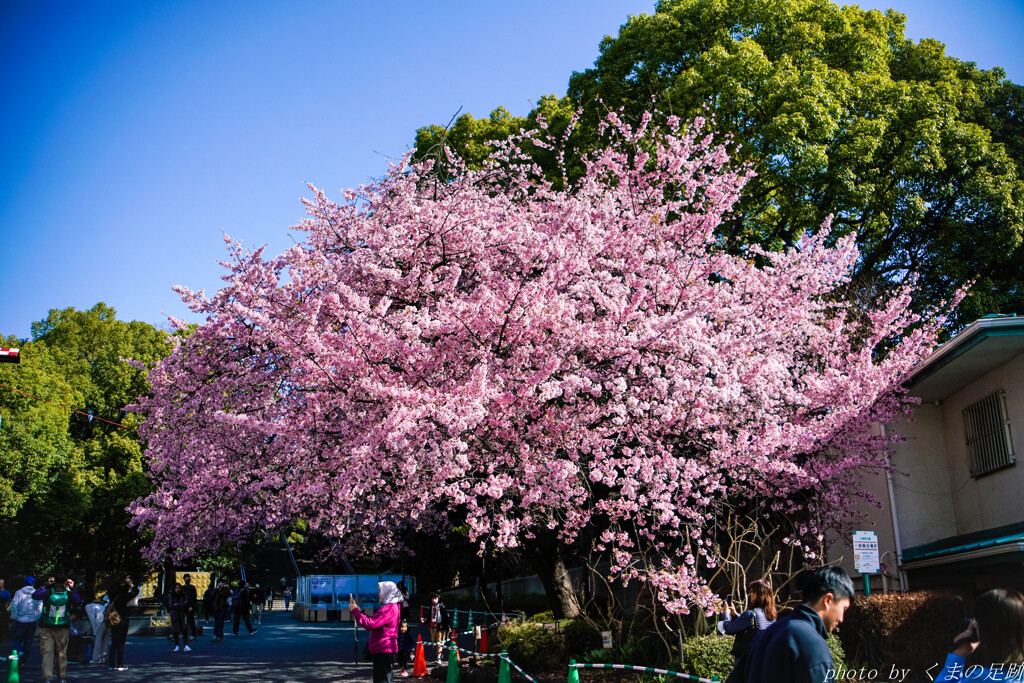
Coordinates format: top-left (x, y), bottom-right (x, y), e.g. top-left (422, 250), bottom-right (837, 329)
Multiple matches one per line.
top-left (523, 533), bottom-right (580, 619)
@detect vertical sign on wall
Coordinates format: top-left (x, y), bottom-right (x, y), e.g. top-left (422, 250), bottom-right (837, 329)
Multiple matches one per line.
top-left (853, 530), bottom-right (879, 596)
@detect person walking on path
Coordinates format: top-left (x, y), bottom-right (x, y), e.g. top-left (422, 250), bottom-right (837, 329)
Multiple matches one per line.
top-left (106, 575), bottom-right (140, 672)
top-left (396, 619), bottom-right (413, 677)
top-left (84, 593), bottom-right (110, 664)
top-left (283, 586), bottom-right (292, 611)
top-left (32, 574), bottom-right (83, 683)
top-left (251, 583), bottom-right (265, 625)
top-left (232, 582), bottom-right (256, 636)
top-left (350, 581), bottom-right (402, 683)
top-left (727, 566), bottom-right (854, 683)
top-left (202, 582), bottom-right (216, 623)
top-left (167, 583), bottom-right (192, 652)
top-left (935, 587), bottom-right (1024, 681)
top-left (211, 580), bottom-right (231, 642)
top-left (0, 578), bottom-right (11, 643)
top-left (424, 594), bottom-right (451, 664)
top-left (721, 579), bottom-right (777, 666)
top-left (182, 573), bottom-right (199, 639)
top-left (10, 576), bottom-right (43, 664)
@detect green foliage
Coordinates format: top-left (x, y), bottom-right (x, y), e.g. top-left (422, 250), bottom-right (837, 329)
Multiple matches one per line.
top-left (0, 304), bottom-right (170, 586)
top-left (415, 0), bottom-right (1024, 328)
top-left (494, 620), bottom-right (565, 672)
top-left (527, 610), bottom-right (556, 623)
top-left (680, 634), bottom-right (734, 681)
top-left (562, 618), bottom-right (603, 659)
top-left (828, 632), bottom-right (847, 672)
top-left (837, 590), bottom-right (963, 673)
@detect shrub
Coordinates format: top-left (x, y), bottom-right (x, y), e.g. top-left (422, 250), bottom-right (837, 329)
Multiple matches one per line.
top-left (528, 610), bottom-right (556, 624)
top-left (837, 591), bottom-right (963, 673)
top-left (680, 634), bottom-right (733, 681)
top-left (562, 619), bottom-right (603, 659)
top-left (495, 620), bottom-right (565, 672)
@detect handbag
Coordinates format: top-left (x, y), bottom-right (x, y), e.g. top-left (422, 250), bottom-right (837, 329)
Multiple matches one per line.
top-left (361, 643), bottom-right (372, 661)
top-left (104, 602), bottom-right (122, 627)
top-left (729, 611), bottom-right (757, 658)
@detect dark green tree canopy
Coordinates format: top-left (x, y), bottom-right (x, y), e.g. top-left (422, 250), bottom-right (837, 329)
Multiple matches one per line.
top-left (0, 303), bottom-right (169, 583)
top-left (414, 0), bottom-right (1024, 327)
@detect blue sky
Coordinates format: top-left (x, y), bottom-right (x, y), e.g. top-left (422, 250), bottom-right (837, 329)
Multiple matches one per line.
top-left (2, 0), bottom-right (1022, 340)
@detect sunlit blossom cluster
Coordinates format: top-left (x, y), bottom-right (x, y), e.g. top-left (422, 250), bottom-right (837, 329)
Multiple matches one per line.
top-left (130, 112), bottom-right (950, 613)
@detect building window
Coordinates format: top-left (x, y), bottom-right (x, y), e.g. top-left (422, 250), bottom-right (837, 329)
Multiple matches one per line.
top-left (963, 390), bottom-right (1015, 477)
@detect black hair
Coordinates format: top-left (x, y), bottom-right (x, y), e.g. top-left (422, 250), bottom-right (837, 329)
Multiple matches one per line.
top-left (798, 566), bottom-right (855, 605)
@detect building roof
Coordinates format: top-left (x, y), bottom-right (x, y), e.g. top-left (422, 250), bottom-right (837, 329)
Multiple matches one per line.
top-left (906, 315), bottom-right (1024, 403)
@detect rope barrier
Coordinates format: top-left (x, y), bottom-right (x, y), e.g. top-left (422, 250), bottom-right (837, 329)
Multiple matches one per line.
top-left (501, 651), bottom-right (540, 683)
top-left (569, 661), bottom-right (719, 682)
top-left (0, 381), bottom-right (131, 429)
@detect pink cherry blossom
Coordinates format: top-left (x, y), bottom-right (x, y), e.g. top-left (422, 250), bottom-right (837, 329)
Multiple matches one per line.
top-left (130, 112), bottom-right (954, 613)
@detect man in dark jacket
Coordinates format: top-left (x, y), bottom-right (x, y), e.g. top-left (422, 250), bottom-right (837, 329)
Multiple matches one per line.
top-left (232, 582), bottom-right (256, 636)
top-left (728, 566), bottom-right (854, 683)
top-left (182, 574), bottom-right (199, 638)
top-left (211, 580), bottom-right (232, 642)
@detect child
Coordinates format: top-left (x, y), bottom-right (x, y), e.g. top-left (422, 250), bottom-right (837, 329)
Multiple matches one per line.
top-left (396, 619), bottom-right (413, 677)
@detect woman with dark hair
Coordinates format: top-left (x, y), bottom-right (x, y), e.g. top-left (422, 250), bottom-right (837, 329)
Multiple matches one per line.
top-left (106, 575), bottom-right (139, 672)
top-left (937, 588), bottom-right (1024, 681)
top-left (722, 579), bottom-right (777, 664)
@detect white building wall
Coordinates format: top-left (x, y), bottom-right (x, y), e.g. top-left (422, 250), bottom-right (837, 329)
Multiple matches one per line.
top-left (940, 352), bottom-right (1024, 535)
top-left (887, 402), bottom-right (956, 550)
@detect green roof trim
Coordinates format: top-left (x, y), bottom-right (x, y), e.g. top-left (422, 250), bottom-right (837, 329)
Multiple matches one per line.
top-left (907, 324), bottom-right (1024, 390)
top-left (902, 521), bottom-right (1024, 563)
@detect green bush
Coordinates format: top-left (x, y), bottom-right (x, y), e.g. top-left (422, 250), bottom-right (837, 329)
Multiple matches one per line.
top-left (562, 619), bottom-right (603, 659)
top-left (495, 620), bottom-right (565, 672)
top-left (527, 610), bottom-right (556, 624)
top-left (680, 634), bottom-right (734, 681)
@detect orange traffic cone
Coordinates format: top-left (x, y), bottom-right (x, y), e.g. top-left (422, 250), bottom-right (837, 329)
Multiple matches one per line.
top-left (412, 635), bottom-right (427, 677)
top-left (479, 625), bottom-right (489, 654)
top-left (450, 630), bottom-right (460, 662)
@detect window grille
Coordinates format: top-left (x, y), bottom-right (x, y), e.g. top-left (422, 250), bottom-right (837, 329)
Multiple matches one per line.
top-left (962, 390), bottom-right (1015, 477)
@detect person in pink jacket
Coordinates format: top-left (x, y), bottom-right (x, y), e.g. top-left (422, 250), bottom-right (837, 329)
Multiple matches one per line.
top-left (350, 581), bottom-right (403, 683)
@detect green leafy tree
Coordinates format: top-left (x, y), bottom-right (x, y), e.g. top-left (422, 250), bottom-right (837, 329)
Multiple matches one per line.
top-left (0, 304), bottom-right (169, 589)
top-left (415, 0), bottom-right (1024, 327)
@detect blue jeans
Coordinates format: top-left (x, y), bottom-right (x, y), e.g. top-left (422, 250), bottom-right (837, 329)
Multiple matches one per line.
top-left (12, 620), bottom-right (36, 661)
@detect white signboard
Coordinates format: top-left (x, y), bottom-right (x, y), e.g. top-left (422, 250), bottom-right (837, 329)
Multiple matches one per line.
top-left (601, 631), bottom-right (613, 649)
top-left (853, 530), bottom-right (880, 574)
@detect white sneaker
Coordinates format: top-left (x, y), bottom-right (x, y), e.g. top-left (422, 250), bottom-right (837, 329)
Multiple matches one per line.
top-left (183, 645), bottom-right (192, 652)
top-left (172, 646), bottom-right (180, 652)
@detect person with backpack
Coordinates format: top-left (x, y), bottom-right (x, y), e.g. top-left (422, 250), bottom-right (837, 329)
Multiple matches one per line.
top-left (32, 574), bottom-right (83, 683)
top-left (211, 579), bottom-right (232, 642)
top-left (232, 581), bottom-right (256, 636)
top-left (105, 575), bottom-right (139, 672)
top-left (425, 594), bottom-right (451, 664)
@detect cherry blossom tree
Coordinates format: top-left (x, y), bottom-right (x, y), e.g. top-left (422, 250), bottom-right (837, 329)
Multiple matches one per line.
top-left (131, 113), bottom-right (952, 617)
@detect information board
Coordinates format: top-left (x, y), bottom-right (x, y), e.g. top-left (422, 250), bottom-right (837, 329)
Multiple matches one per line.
top-left (853, 530), bottom-right (879, 574)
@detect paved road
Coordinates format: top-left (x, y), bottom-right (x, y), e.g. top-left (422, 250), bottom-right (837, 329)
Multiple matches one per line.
top-left (5, 611), bottom-right (449, 683)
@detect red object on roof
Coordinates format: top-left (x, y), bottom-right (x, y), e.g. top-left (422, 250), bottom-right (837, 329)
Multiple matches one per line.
top-left (0, 347), bottom-right (21, 363)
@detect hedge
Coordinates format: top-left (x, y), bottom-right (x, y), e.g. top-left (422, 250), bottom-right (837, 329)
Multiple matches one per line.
top-left (837, 591), bottom-right (963, 673)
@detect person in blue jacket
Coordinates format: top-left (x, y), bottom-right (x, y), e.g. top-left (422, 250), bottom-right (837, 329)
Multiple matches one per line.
top-left (727, 566), bottom-right (854, 683)
top-left (936, 588), bottom-right (1024, 681)
top-left (722, 579), bottom-right (777, 665)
